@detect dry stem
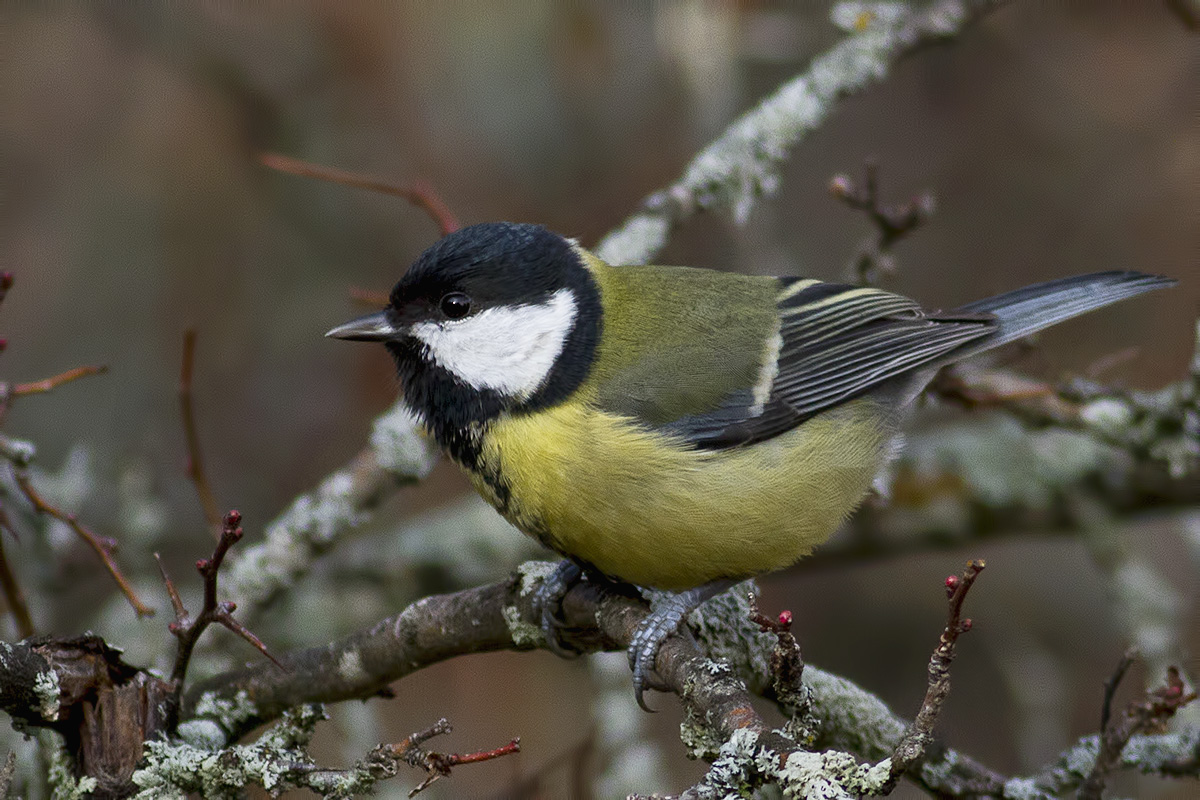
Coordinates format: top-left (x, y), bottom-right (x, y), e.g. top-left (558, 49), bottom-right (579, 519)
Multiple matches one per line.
top-left (179, 329), bottom-right (222, 535)
top-left (13, 470), bottom-right (153, 618)
top-left (259, 152), bottom-right (461, 236)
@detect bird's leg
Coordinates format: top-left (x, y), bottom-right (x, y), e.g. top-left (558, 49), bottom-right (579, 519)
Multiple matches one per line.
top-left (628, 579), bottom-right (739, 711)
top-left (533, 559), bottom-right (584, 657)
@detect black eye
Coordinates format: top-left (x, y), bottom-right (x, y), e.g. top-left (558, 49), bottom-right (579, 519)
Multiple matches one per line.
top-left (439, 292), bottom-right (472, 319)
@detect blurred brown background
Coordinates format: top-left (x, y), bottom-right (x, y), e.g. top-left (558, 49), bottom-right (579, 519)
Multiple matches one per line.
top-left (2, 2), bottom-right (1197, 797)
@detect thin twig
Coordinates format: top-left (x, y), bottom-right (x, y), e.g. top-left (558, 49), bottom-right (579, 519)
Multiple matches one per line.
top-left (748, 595), bottom-right (806, 711)
top-left (179, 330), bottom-right (222, 535)
top-left (1099, 648), bottom-right (1138, 732)
top-left (154, 552), bottom-right (187, 620)
top-left (830, 160), bottom-right (936, 286)
top-left (162, 510), bottom-right (281, 710)
top-left (13, 470), bottom-right (154, 618)
top-left (886, 559), bottom-right (986, 788)
top-left (259, 152), bottom-right (461, 236)
top-left (0, 527), bottom-right (34, 637)
top-left (11, 365), bottom-right (108, 397)
top-left (1079, 660), bottom-right (1197, 799)
top-left (375, 717), bottom-right (520, 797)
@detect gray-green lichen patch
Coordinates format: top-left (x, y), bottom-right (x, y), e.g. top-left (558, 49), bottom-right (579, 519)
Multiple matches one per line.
top-left (515, 560), bottom-right (557, 597)
top-left (779, 749), bottom-right (891, 799)
top-left (181, 689), bottom-right (258, 748)
top-left (337, 649), bottom-right (369, 683)
top-left (369, 402), bottom-right (440, 480)
top-left (132, 705), bottom-right (344, 799)
top-left (504, 562), bottom-right (556, 647)
top-left (687, 582), bottom-right (774, 695)
top-left (44, 731), bottom-right (98, 800)
top-left (34, 669), bottom-right (61, 721)
top-left (502, 604), bottom-right (542, 648)
top-left (803, 666), bottom-right (907, 760)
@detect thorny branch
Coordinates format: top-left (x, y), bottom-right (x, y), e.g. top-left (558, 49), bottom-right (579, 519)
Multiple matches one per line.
top-left (179, 329), bottom-right (222, 535)
top-left (158, 509), bottom-right (281, 721)
top-left (259, 151), bottom-right (461, 236)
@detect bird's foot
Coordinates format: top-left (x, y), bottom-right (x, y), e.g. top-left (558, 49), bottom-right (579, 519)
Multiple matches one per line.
top-left (533, 560), bottom-right (584, 657)
top-left (627, 579), bottom-right (738, 711)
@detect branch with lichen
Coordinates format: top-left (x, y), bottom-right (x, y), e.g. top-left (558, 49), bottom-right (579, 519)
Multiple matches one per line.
top-left (127, 706), bottom-right (518, 798)
top-left (4, 558), bottom-right (1195, 796)
top-left (595, 0), bottom-right (1009, 266)
top-left (166, 563), bottom-right (1195, 797)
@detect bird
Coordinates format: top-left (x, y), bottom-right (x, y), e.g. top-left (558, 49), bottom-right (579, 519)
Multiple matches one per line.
top-left (327, 221), bottom-right (1173, 708)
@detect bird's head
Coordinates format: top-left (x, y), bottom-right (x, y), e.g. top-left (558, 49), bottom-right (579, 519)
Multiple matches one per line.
top-left (328, 222), bottom-right (601, 438)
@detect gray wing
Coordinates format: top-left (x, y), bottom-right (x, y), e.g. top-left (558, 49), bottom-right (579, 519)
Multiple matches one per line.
top-left (662, 278), bottom-right (996, 449)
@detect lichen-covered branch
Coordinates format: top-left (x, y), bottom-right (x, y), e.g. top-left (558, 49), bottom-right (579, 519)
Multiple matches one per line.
top-left (217, 401), bottom-right (440, 622)
top-left (172, 565), bottom-right (1198, 797)
top-left (595, 0), bottom-right (1008, 266)
top-left (128, 706), bottom-right (517, 798)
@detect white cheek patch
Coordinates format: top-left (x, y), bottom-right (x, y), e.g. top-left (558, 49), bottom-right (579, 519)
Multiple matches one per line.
top-left (410, 289), bottom-right (578, 398)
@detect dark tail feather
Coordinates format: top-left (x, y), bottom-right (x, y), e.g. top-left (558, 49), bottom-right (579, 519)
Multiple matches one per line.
top-left (951, 270), bottom-right (1175, 357)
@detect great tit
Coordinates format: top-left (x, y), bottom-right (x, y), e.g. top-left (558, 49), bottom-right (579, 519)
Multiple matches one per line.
top-left (328, 221), bottom-right (1172, 707)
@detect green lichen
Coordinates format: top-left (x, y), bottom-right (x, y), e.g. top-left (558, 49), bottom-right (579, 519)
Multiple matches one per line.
top-left (131, 705), bottom-right (353, 799)
top-left (191, 689), bottom-right (257, 731)
top-left (515, 559), bottom-right (557, 597)
top-left (34, 669), bottom-right (61, 722)
top-left (502, 603), bottom-right (542, 648)
top-left (778, 749), bottom-right (891, 799)
top-left (504, 561), bottom-right (557, 647)
top-left (44, 733), bottom-right (98, 800)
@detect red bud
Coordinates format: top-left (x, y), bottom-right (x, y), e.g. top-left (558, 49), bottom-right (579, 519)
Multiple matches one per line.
top-left (778, 610), bottom-right (793, 628)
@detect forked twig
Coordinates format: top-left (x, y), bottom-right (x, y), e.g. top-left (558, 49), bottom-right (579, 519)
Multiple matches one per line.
top-left (158, 510), bottom-right (281, 721)
top-left (1079, 656), bottom-right (1197, 799)
top-left (370, 717), bottom-right (520, 797)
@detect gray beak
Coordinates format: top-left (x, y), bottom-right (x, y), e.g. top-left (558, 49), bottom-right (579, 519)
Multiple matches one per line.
top-left (326, 311), bottom-right (401, 342)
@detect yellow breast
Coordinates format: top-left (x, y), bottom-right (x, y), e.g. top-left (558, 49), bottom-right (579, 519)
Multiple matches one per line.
top-left (467, 398), bottom-right (890, 590)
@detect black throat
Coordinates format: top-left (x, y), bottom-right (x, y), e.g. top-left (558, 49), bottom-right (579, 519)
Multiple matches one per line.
top-left (386, 248), bottom-right (602, 469)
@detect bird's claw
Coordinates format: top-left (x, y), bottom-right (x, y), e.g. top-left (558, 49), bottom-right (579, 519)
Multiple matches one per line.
top-left (627, 595), bottom-right (692, 711)
top-left (533, 560), bottom-right (583, 657)
top-left (626, 580), bottom-right (739, 711)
